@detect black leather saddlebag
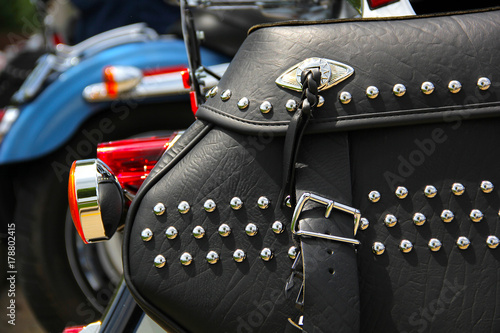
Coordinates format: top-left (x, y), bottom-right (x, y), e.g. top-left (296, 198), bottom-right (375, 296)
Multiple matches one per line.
top-left (123, 8), bottom-right (500, 332)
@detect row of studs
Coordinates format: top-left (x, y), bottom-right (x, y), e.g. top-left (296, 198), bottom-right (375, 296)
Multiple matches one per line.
top-left (141, 220), bottom-right (286, 242)
top-left (152, 246), bottom-right (299, 268)
top-left (368, 181), bottom-right (494, 202)
top-left (152, 196), bottom-right (272, 216)
top-left (206, 77), bottom-right (492, 113)
top-left (372, 235), bottom-right (500, 255)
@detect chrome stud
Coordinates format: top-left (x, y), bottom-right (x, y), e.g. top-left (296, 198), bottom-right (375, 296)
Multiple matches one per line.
top-left (154, 255), bottom-right (166, 268)
top-left (366, 86), bottom-right (379, 99)
top-left (424, 185), bottom-right (437, 198)
top-left (220, 89), bottom-right (232, 101)
top-left (481, 180), bottom-right (494, 193)
top-left (218, 224), bottom-right (231, 237)
top-left (206, 251), bottom-right (219, 264)
top-left (456, 236), bottom-right (470, 250)
top-left (451, 183), bottom-right (465, 196)
top-left (245, 223), bottom-right (258, 236)
top-left (421, 81), bottom-right (435, 95)
top-left (441, 210), bottom-right (454, 223)
top-left (205, 90), bottom-right (211, 99)
top-left (178, 201), bottom-right (190, 214)
top-left (209, 86), bottom-right (218, 97)
top-left (237, 97), bottom-right (249, 110)
top-left (180, 252), bottom-right (193, 266)
top-left (317, 95), bottom-right (325, 108)
top-left (448, 80), bottom-right (462, 93)
top-left (393, 84), bottom-right (406, 97)
top-left (470, 209), bottom-right (483, 222)
top-left (230, 197), bottom-right (243, 210)
top-left (372, 242), bottom-right (385, 255)
top-left (384, 214), bottom-right (397, 228)
top-left (477, 77), bottom-right (491, 91)
top-left (368, 190), bottom-right (381, 203)
top-left (153, 203), bottom-right (165, 216)
top-left (141, 228), bottom-right (153, 242)
top-left (288, 246), bottom-right (298, 259)
top-left (260, 101), bottom-right (273, 114)
top-left (192, 225), bottom-right (205, 239)
top-left (339, 91), bottom-right (352, 104)
top-left (395, 186), bottom-right (408, 199)
top-left (203, 199), bottom-right (216, 212)
top-left (272, 221), bottom-right (284, 234)
top-left (260, 248), bottom-right (273, 261)
top-left (233, 249), bottom-right (246, 262)
top-left (165, 226), bottom-right (178, 239)
top-left (285, 99), bottom-right (297, 112)
top-left (399, 239), bottom-right (413, 253)
top-left (257, 196), bottom-right (270, 209)
top-left (285, 195), bottom-right (292, 208)
top-left (486, 235), bottom-right (499, 249)
top-left (360, 217), bottom-right (369, 230)
top-left (413, 212), bottom-right (426, 226)
top-left (428, 238), bottom-right (442, 252)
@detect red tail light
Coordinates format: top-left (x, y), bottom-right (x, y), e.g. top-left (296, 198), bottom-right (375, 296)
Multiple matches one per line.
top-left (68, 161), bottom-right (86, 243)
top-left (62, 325), bottom-right (86, 333)
top-left (97, 132), bottom-right (182, 193)
top-left (368, 0), bottom-right (397, 9)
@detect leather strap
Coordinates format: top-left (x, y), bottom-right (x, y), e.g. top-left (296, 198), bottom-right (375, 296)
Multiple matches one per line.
top-left (294, 133), bottom-right (360, 333)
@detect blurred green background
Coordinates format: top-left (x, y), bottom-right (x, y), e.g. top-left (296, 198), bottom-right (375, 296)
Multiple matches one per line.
top-left (0, 0), bottom-right (38, 32)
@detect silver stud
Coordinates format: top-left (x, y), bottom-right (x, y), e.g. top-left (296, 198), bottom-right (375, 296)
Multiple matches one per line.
top-left (165, 226), bottom-right (178, 239)
top-left (480, 180), bottom-right (494, 193)
top-left (441, 209), bottom-right (454, 223)
top-left (203, 199), bottom-right (216, 212)
top-left (272, 221), bottom-right (284, 234)
top-left (233, 249), bottom-right (246, 262)
top-left (395, 186), bottom-right (408, 199)
top-left (368, 190), bottom-right (381, 203)
top-left (470, 209), bottom-right (483, 223)
top-left (421, 81), bottom-right (435, 95)
top-left (384, 214), bottom-right (397, 228)
top-left (339, 91), bottom-right (352, 104)
top-left (257, 196), bottom-right (270, 209)
top-left (285, 99), bottom-right (297, 112)
top-left (366, 86), bottom-right (379, 99)
top-left (230, 197), bottom-right (243, 210)
top-left (448, 80), bottom-right (462, 93)
top-left (399, 239), bottom-right (413, 253)
top-left (206, 251), bottom-right (219, 264)
top-left (477, 77), bottom-right (491, 91)
top-left (153, 203), bottom-right (165, 216)
top-left (486, 235), bottom-right (499, 249)
top-left (237, 97), bottom-right (249, 110)
top-left (154, 255), bottom-right (166, 268)
top-left (220, 89), bottom-right (232, 101)
top-left (317, 95), bottom-right (325, 108)
top-left (393, 84), bottom-right (406, 97)
top-left (141, 228), bottom-right (153, 242)
top-left (260, 101), bottom-right (272, 114)
top-left (288, 246), bottom-right (298, 259)
top-left (178, 201), bottom-right (190, 214)
top-left (260, 248), bottom-right (273, 261)
top-left (451, 183), bottom-right (465, 196)
top-left (218, 224), bottom-right (231, 237)
top-left (209, 86), bottom-right (218, 97)
top-left (205, 90), bottom-right (211, 99)
top-left (456, 236), bottom-right (470, 250)
top-left (360, 217), bottom-right (369, 230)
top-left (192, 225), bottom-right (205, 239)
top-left (180, 252), bottom-right (193, 266)
top-left (285, 195), bottom-right (292, 208)
top-left (413, 212), bottom-right (426, 226)
top-left (424, 185), bottom-right (437, 198)
top-left (245, 223), bottom-right (258, 236)
top-left (372, 242), bottom-right (385, 255)
top-left (428, 238), bottom-right (442, 252)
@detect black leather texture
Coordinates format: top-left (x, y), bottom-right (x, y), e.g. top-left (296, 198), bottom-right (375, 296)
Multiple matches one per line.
top-left (123, 9), bottom-right (500, 333)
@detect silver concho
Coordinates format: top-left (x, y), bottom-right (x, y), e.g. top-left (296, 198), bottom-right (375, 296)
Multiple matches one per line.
top-left (276, 58), bottom-right (354, 92)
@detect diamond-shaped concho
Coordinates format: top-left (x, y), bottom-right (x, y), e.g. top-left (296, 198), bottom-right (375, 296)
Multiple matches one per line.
top-left (275, 57), bottom-right (354, 92)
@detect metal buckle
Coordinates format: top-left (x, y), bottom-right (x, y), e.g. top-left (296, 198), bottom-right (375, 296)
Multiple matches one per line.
top-left (291, 192), bottom-right (361, 245)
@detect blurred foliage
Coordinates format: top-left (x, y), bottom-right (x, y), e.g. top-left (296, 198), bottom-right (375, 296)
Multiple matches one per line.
top-left (0, 0), bottom-right (39, 32)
